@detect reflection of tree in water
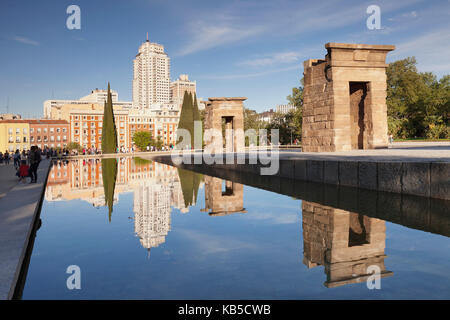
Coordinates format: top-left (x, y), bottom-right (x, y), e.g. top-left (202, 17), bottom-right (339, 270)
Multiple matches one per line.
top-left (177, 168), bottom-right (203, 208)
top-left (102, 158), bottom-right (118, 222)
top-left (133, 157), bottom-right (152, 166)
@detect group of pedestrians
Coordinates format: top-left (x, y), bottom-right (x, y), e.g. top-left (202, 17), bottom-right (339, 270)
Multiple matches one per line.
top-left (6, 147), bottom-right (42, 183)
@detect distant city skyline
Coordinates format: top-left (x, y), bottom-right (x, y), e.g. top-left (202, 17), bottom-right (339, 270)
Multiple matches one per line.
top-left (0, 0), bottom-right (449, 117)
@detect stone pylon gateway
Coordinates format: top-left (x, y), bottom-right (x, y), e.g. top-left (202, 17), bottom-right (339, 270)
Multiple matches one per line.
top-left (204, 97), bottom-right (246, 153)
top-left (302, 43), bottom-right (395, 152)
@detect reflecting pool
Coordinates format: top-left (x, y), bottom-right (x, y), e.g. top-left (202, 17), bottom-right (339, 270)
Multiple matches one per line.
top-left (22, 157), bottom-right (450, 299)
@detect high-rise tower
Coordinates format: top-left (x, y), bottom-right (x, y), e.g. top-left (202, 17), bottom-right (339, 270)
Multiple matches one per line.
top-left (132, 36), bottom-right (171, 108)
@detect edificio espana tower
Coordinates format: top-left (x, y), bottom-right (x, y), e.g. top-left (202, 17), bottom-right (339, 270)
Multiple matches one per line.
top-left (132, 34), bottom-right (171, 108)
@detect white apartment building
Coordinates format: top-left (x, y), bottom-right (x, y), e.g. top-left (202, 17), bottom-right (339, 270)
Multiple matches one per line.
top-left (170, 74), bottom-right (196, 108)
top-left (43, 89), bottom-right (132, 119)
top-left (276, 104), bottom-right (296, 114)
top-left (132, 38), bottom-right (171, 108)
top-left (79, 88), bottom-right (119, 103)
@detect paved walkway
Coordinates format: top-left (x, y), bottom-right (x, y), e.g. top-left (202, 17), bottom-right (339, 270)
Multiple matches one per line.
top-left (0, 159), bottom-right (51, 300)
top-left (0, 164), bottom-right (20, 199)
top-left (248, 142), bottom-right (450, 162)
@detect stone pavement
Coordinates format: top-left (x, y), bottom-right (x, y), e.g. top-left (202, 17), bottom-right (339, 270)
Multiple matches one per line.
top-left (0, 163), bottom-right (20, 199)
top-left (0, 159), bottom-right (51, 300)
top-left (252, 142), bottom-right (450, 162)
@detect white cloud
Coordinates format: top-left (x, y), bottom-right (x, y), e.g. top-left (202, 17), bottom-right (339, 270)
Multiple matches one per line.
top-left (391, 28), bottom-right (450, 74)
top-left (13, 36), bottom-right (39, 46)
top-left (176, 23), bottom-right (264, 56)
top-left (176, 0), bottom-right (424, 56)
top-left (197, 65), bottom-right (300, 80)
top-left (239, 51), bottom-right (302, 67)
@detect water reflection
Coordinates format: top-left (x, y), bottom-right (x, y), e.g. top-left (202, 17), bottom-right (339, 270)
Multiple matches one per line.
top-left (202, 176), bottom-right (246, 216)
top-left (46, 158), bottom-right (449, 290)
top-left (302, 201), bottom-right (393, 288)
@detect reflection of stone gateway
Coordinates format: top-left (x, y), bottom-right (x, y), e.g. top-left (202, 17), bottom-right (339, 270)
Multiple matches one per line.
top-left (302, 201), bottom-right (393, 288)
top-left (302, 43), bottom-right (395, 152)
top-left (202, 176), bottom-right (246, 216)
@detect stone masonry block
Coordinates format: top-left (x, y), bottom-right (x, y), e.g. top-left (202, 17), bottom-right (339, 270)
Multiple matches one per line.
top-left (358, 161), bottom-right (377, 190)
top-left (402, 162), bottom-right (430, 197)
top-left (339, 161), bottom-right (358, 187)
top-left (324, 161), bottom-right (339, 185)
top-left (378, 162), bottom-right (402, 193)
top-left (306, 160), bottom-right (324, 183)
top-left (431, 162), bottom-right (450, 200)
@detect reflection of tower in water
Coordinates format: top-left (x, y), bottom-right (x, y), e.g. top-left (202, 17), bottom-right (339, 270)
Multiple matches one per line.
top-left (302, 201), bottom-right (393, 288)
top-left (134, 182), bottom-right (172, 250)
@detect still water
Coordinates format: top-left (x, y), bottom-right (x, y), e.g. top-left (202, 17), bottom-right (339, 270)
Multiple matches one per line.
top-left (22, 157), bottom-right (450, 299)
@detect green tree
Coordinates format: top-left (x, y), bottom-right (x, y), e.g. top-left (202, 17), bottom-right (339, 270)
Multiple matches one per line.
top-left (101, 83), bottom-right (118, 153)
top-left (101, 158), bottom-right (118, 222)
top-left (287, 77), bottom-right (304, 108)
top-left (266, 110), bottom-right (301, 145)
top-left (132, 131), bottom-right (153, 151)
top-left (192, 93), bottom-right (203, 148)
top-left (177, 167), bottom-right (202, 208)
top-left (177, 92), bottom-right (194, 148)
top-left (387, 57), bottom-right (449, 139)
top-left (67, 142), bottom-right (82, 153)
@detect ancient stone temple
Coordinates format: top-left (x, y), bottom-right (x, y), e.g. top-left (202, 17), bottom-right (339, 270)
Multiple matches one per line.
top-left (302, 201), bottom-right (393, 288)
top-left (201, 176), bottom-right (246, 216)
top-left (302, 43), bottom-right (395, 152)
top-left (204, 97), bottom-right (246, 152)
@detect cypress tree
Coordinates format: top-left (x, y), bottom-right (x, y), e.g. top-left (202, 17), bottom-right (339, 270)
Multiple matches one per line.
top-left (192, 93), bottom-right (202, 148)
top-left (101, 83), bottom-right (118, 153)
top-left (177, 91), bottom-right (194, 148)
top-left (177, 167), bottom-right (202, 208)
top-left (102, 158), bottom-right (118, 222)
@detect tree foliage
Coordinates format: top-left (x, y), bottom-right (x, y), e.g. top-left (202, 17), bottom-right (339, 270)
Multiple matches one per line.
top-left (177, 167), bottom-right (202, 208)
top-left (132, 131), bottom-right (153, 151)
top-left (287, 77), bottom-right (304, 108)
top-left (101, 158), bottom-right (117, 222)
top-left (177, 92), bottom-right (194, 148)
top-left (67, 142), bottom-right (82, 152)
top-left (101, 83), bottom-right (118, 153)
top-left (386, 57), bottom-right (449, 139)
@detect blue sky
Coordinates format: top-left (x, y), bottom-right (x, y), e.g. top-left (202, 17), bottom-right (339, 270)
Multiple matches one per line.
top-left (0, 0), bottom-right (449, 117)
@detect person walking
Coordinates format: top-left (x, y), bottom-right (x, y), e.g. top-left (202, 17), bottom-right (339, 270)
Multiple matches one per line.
top-left (13, 149), bottom-right (20, 169)
top-left (28, 146), bottom-right (41, 183)
top-left (4, 151), bottom-right (10, 165)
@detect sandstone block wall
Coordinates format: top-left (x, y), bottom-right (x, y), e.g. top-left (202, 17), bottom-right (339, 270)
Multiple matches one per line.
top-left (204, 97), bottom-right (246, 152)
top-left (302, 43), bottom-right (395, 152)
